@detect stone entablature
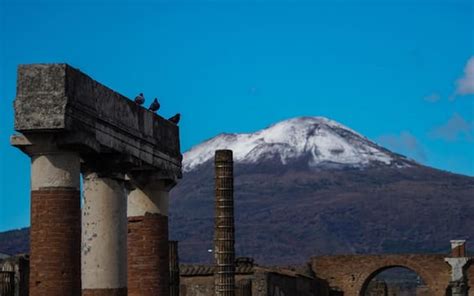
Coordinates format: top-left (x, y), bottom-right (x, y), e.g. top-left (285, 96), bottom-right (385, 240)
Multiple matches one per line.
top-left (13, 63), bottom-right (181, 178)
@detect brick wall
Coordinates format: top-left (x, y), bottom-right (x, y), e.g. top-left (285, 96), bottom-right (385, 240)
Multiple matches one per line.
top-left (467, 261), bottom-right (474, 296)
top-left (311, 254), bottom-right (451, 296)
top-left (82, 288), bottom-right (127, 295)
top-left (127, 213), bottom-right (169, 296)
top-left (30, 188), bottom-right (81, 296)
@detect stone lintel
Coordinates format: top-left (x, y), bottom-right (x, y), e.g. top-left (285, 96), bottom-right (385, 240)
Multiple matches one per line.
top-left (128, 170), bottom-right (177, 190)
top-left (13, 64), bottom-right (182, 178)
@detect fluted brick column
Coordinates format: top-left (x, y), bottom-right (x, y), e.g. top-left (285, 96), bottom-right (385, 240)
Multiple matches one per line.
top-left (214, 150), bottom-right (235, 296)
top-left (127, 176), bottom-right (174, 296)
top-left (82, 169), bottom-right (128, 296)
top-left (29, 151), bottom-right (81, 296)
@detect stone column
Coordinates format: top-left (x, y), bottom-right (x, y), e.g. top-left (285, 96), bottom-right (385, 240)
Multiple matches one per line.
top-left (214, 150), bottom-right (235, 296)
top-left (82, 168), bottom-right (128, 296)
top-left (127, 175), bottom-right (173, 296)
top-left (169, 240), bottom-right (180, 296)
top-left (450, 281), bottom-right (469, 296)
top-left (445, 240), bottom-right (470, 296)
top-left (12, 135), bottom-right (81, 296)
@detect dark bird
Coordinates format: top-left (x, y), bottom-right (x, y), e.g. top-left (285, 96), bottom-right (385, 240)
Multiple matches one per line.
top-left (168, 113), bottom-right (181, 124)
top-left (148, 98), bottom-right (160, 112)
top-left (134, 93), bottom-right (145, 105)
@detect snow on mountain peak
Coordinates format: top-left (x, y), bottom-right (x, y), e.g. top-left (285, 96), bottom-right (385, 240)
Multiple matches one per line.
top-left (182, 116), bottom-right (398, 172)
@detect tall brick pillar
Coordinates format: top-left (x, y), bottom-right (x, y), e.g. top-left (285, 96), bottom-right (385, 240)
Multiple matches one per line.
top-left (127, 174), bottom-right (175, 296)
top-left (169, 240), bottom-right (180, 296)
top-left (82, 166), bottom-right (128, 296)
top-left (214, 150), bottom-right (235, 296)
top-left (12, 136), bottom-right (81, 296)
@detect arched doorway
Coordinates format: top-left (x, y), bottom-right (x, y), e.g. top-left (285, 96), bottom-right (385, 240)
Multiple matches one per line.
top-left (359, 265), bottom-right (431, 296)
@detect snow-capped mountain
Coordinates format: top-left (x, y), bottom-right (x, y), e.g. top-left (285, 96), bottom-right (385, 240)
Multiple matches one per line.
top-left (183, 116), bottom-right (411, 172)
top-left (3, 117), bottom-right (474, 265)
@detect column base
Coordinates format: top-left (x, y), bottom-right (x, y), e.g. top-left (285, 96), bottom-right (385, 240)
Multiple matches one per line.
top-left (82, 288), bottom-right (127, 296)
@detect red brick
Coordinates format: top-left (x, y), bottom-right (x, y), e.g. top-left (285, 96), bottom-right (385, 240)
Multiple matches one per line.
top-left (82, 288), bottom-right (127, 296)
top-left (311, 254), bottom-right (452, 296)
top-left (127, 213), bottom-right (169, 296)
top-left (30, 188), bottom-right (81, 296)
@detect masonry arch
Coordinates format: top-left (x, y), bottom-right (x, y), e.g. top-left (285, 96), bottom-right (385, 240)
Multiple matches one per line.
top-left (359, 265), bottom-right (429, 296)
top-left (311, 254), bottom-right (452, 296)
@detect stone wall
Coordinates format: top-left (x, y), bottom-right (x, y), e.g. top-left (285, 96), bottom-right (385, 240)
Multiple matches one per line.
top-left (311, 254), bottom-right (453, 296)
top-left (179, 265), bottom-right (331, 296)
top-left (467, 262), bottom-right (474, 296)
top-left (180, 274), bottom-right (254, 296)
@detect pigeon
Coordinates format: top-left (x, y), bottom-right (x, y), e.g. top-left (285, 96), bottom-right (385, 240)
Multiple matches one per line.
top-left (134, 93), bottom-right (145, 105)
top-left (148, 98), bottom-right (160, 112)
top-left (168, 113), bottom-right (181, 124)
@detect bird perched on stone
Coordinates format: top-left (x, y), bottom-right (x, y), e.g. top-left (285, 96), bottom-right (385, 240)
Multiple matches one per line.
top-left (168, 113), bottom-right (181, 124)
top-left (148, 98), bottom-right (160, 112)
top-left (134, 93), bottom-right (145, 105)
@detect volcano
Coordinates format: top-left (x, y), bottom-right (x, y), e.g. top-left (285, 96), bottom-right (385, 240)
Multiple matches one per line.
top-left (169, 116), bottom-right (474, 264)
top-left (1, 116), bottom-right (473, 264)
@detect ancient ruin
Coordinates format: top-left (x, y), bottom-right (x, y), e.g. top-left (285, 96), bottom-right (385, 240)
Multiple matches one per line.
top-left (4, 64), bottom-right (474, 296)
top-left (311, 240), bottom-right (473, 296)
top-left (10, 64), bottom-right (181, 296)
top-left (214, 150), bottom-right (236, 296)
top-left (169, 240), bottom-right (180, 296)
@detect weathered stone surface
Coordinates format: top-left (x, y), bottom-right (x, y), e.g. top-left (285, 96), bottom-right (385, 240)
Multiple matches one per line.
top-left (82, 172), bottom-right (127, 291)
top-left (14, 63), bottom-right (181, 179)
top-left (311, 254), bottom-right (458, 296)
top-left (180, 266), bottom-right (331, 296)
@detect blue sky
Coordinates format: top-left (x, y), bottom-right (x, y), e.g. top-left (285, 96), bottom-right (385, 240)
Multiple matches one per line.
top-left (0, 0), bottom-right (473, 231)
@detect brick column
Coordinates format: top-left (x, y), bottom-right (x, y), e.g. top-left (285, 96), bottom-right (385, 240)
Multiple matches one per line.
top-left (82, 170), bottom-right (128, 296)
top-left (29, 151), bottom-right (82, 296)
top-left (214, 150), bottom-right (235, 296)
top-left (127, 176), bottom-right (174, 296)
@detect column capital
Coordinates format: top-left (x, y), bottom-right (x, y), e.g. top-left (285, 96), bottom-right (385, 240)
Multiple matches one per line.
top-left (11, 133), bottom-right (78, 157)
top-left (444, 257), bottom-right (470, 282)
top-left (81, 154), bottom-right (134, 181)
top-left (127, 170), bottom-right (177, 191)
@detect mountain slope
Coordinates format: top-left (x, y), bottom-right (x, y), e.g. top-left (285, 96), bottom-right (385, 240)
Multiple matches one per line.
top-left (1, 117), bottom-right (473, 265)
top-left (170, 116), bottom-right (474, 264)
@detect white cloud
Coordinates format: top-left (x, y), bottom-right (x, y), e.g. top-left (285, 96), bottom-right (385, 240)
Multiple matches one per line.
top-left (430, 113), bottom-right (473, 142)
top-left (455, 56), bottom-right (474, 96)
top-left (377, 131), bottom-right (426, 162)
